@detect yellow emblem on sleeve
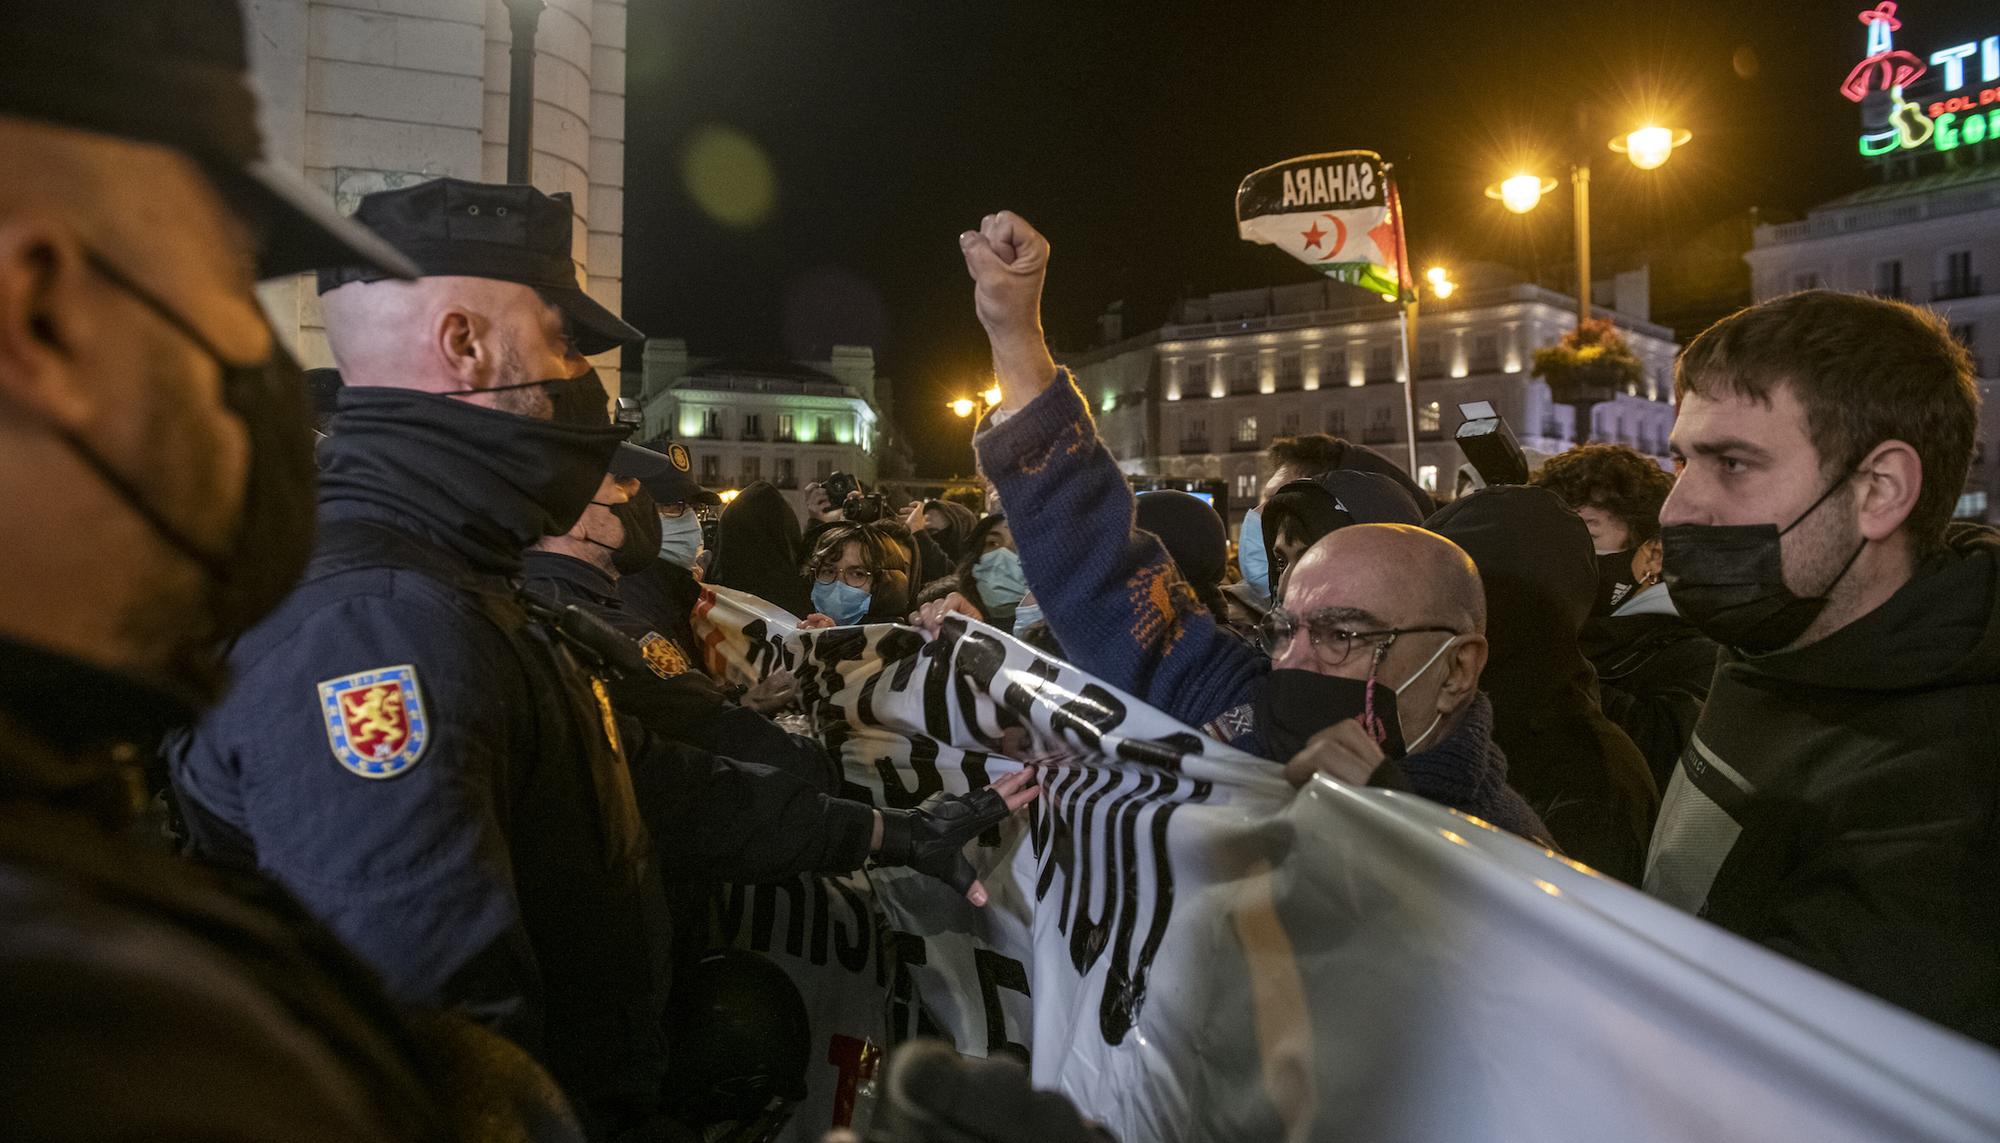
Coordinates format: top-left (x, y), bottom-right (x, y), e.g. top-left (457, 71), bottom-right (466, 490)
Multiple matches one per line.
top-left (638, 631), bottom-right (689, 679)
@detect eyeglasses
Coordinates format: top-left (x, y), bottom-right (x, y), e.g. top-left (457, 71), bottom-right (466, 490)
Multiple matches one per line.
top-left (1257, 610), bottom-right (1460, 670)
top-left (812, 562), bottom-right (878, 590)
top-left (658, 501), bottom-right (689, 518)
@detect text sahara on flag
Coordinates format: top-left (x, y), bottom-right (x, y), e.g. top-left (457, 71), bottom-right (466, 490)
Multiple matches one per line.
top-left (1236, 150), bottom-right (1412, 300)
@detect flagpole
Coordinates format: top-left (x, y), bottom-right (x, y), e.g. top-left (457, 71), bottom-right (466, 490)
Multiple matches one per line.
top-left (1399, 298), bottom-right (1420, 478)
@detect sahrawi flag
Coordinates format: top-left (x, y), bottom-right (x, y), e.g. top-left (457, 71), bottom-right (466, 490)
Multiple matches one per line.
top-left (1236, 150), bottom-right (1412, 300)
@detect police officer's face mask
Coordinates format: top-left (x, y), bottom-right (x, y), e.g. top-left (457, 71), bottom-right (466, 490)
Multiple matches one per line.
top-left (440, 368), bottom-right (612, 428)
top-left (59, 251), bottom-right (316, 659)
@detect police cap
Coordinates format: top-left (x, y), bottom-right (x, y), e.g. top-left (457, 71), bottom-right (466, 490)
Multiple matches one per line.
top-left (317, 177), bottom-right (644, 356)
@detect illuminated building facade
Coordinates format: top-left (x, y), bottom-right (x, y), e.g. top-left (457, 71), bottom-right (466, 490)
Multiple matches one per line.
top-left (242, 0), bottom-right (630, 376)
top-left (632, 339), bottom-right (884, 509)
top-left (1074, 272), bottom-right (1680, 524)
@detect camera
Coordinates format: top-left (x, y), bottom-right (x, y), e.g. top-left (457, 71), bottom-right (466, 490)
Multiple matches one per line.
top-left (823, 471), bottom-right (860, 505)
top-left (1454, 400), bottom-right (1531, 487)
top-left (842, 493), bottom-right (888, 524)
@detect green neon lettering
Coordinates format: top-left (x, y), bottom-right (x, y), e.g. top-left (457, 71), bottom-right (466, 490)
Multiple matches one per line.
top-left (1967, 110), bottom-right (1989, 145)
top-left (1936, 111), bottom-right (1962, 151)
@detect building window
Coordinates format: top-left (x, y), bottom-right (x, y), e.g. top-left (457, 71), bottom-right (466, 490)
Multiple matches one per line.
top-left (700, 454), bottom-right (720, 482)
top-left (1951, 322), bottom-right (1982, 372)
top-left (1231, 357), bottom-right (1258, 394)
top-left (1235, 416), bottom-right (1258, 444)
top-left (1418, 400), bottom-right (1440, 433)
top-left (741, 456), bottom-right (761, 484)
top-left (1368, 344), bottom-right (1394, 381)
top-left (1280, 411), bottom-right (1300, 436)
top-left (1234, 472), bottom-right (1259, 502)
top-left (1873, 259), bottom-right (1905, 300)
top-left (1790, 270), bottom-right (1824, 292)
top-left (1276, 353), bottom-right (1302, 390)
top-left (1365, 406), bottom-right (1393, 444)
top-left (816, 415), bottom-right (836, 441)
top-left (1185, 360), bottom-right (1208, 396)
top-left (1417, 464), bottom-right (1438, 493)
top-left (1326, 408), bottom-right (1347, 436)
top-left (1418, 339), bottom-right (1441, 378)
top-left (1955, 490), bottom-right (1989, 520)
top-left (777, 413), bottom-right (796, 441)
top-left (701, 409), bottom-right (723, 438)
top-left (1938, 250), bottom-right (1978, 300)
top-left (775, 457), bottom-right (796, 488)
top-left (1323, 347), bottom-right (1347, 381)
top-left (742, 413), bottom-right (762, 440)
top-left (815, 458), bottom-right (834, 481)
top-left (1471, 332), bottom-right (1499, 372)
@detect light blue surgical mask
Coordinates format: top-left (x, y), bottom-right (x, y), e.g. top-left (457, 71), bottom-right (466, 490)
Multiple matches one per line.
top-left (657, 511), bottom-right (703, 570)
top-left (972, 547), bottom-right (1029, 610)
top-left (1238, 508), bottom-right (1270, 597)
top-left (811, 579), bottom-right (872, 625)
top-left (1012, 600), bottom-right (1044, 633)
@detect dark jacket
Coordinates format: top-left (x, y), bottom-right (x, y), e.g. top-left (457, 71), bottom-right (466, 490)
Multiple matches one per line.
top-left (1319, 436), bottom-right (1437, 516)
top-left (922, 498), bottom-right (981, 565)
top-left (709, 481), bottom-right (812, 617)
top-left (1427, 486), bottom-right (1659, 885)
top-left (0, 639), bottom-right (453, 1142)
top-left (519, 550), bottom-right (841, 795)
top-left (1645, 524), bottom-right (2000, 1046)
top-left (1577, 587), bottom-right (1719, 790)
top-left (974, 374), bottom-right (1549, 844)
top-left (172, 413), bottom-right (676, 1138)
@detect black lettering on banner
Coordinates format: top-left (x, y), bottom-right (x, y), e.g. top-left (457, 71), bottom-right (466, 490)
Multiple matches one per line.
top-left (740, 617), bottom-right (795, 679)
top-left (871, 734), bottom-right (944, 810)
top-left (1047, 683), bottom-right (1127, 754)
top-left (973, 948), bottom-right (1033, 1062)
top-left (1035, 761), bottom-right (1211, 1046)
top-left (886, 929), bottom-right (943, 1043)
top-left (714, 875), bottom-right (881, 976)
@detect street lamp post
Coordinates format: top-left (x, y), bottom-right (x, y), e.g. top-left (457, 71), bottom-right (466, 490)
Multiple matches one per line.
top-left (1485, 123), bottom-right (1690, 440)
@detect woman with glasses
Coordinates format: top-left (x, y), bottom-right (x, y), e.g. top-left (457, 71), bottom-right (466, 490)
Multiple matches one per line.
top-left (799, 521), bottom-right (921, 628)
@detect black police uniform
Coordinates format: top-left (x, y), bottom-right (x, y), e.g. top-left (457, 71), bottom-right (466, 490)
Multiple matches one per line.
top-left (620, 556), bottom-right (707, 668)
top-left (520, 550), bottom-right (841, 795)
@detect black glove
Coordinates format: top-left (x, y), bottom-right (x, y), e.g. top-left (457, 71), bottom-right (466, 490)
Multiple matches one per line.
top-left (875, 788), bottom-right (1012, 894)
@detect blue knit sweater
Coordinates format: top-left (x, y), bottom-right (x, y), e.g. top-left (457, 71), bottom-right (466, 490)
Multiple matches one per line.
top-left (976, 371), bottom-right (1552, 845)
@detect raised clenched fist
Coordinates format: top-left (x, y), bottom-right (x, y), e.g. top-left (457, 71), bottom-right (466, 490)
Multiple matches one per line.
top-left (959, 211), bottom-right (1049, 343)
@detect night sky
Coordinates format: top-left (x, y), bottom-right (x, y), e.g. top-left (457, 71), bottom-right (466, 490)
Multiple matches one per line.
top-left (623, 0), bottom-right (1992, 475)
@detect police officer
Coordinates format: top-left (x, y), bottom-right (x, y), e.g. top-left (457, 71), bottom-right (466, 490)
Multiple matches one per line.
top-left (617, 437), bottom-right (718, 666)
top-left (0, 2), bottom-right (550, 1139)
top-left (171, 176), bottom-right (1035, 1140)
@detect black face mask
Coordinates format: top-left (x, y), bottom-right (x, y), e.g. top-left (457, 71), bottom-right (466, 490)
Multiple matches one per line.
top-left (440, 368), bottom-right (613, 428)
top-left (330, 386), bottom-right (627, 541)
top-left (1593, 548), bottom-right (1639, 617)
top-left (58, 252), bottom-right (317, 694)
top-left (604, 488), bottom-right (664, 575)
top-left (1661, 472), bottom-right (1865, 655)
top-left (1252, 668), bottom-right (1406, 763)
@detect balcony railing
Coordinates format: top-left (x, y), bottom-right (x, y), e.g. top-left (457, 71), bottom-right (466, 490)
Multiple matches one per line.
top-left (1229, 438), bottom-right (1261, 452)
top-left (1934, 275), bottom-right (1983, 301)
top-left (696, 428), bottom-right (725, 440)
top-left (1178, 438), bottom-right (1211, 455)
top-left (741, 429), bottom-right (765, 441)
top-left (775, 474), bottom-right (799, 489)
top-left (1362, 426), bottom-right (1397, 445)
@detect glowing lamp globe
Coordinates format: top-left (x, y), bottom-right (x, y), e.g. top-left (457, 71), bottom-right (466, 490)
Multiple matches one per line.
top-left (982, 386), bottom-right (1003, 408)
top-left (1499, 174), bottom-right (1547, 214)
top-left (950, 398), bottom-right (977, 418)
top-left (1612, 125), bottom-right (1691, 171)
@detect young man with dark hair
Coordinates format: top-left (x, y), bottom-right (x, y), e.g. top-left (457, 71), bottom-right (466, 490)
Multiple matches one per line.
top-left (1646, 289), bottom-right (1997, 1045)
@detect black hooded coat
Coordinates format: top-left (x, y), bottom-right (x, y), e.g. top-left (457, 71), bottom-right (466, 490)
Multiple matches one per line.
top-left (710, 481), bottom-right (813, 617)
top-left (1427, 486), bottom-right (1659, 885)
top-left (1260, 470), bottom-right (1426, 591)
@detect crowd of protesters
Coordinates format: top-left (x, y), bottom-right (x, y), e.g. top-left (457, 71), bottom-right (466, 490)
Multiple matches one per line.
top-left (2, 3), bottom-right (1996, 1141)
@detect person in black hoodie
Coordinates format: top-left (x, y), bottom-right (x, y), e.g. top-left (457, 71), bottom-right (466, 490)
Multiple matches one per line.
top-left (1647, 290), bottom-right (1998, 1046)
top-left (1259, 469), bottom-right (1427, 595)
top-left (1427, 485), bottom-right (1660, 884)
top-left (1535, 444), bottom-right (1718, 787)
top-left (710, 479), bottom-right (813, 617)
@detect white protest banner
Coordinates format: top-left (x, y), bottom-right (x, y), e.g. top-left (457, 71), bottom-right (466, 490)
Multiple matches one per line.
top-left (689, 585), bottom-right (2000, 1143)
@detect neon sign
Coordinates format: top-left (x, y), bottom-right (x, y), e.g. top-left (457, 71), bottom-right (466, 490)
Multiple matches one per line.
top-left (1844, 2), bottom-right (2000, 157)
